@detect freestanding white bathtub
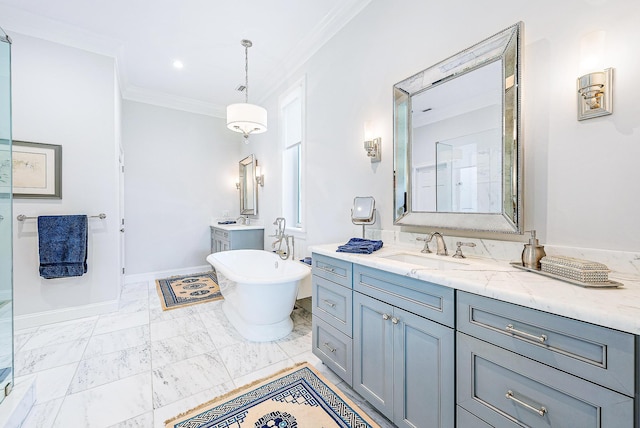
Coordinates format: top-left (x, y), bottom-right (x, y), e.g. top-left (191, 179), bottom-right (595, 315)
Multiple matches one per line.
top-left (206, 249), bottom-right (311, 342)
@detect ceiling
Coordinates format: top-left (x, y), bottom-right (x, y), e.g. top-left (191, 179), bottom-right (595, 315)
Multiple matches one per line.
top-left (0, 0), bottom-right (371, 117)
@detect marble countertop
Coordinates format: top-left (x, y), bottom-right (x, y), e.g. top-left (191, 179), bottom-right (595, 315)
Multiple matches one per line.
top-left (310, 243), bottom-right (640, 335)
top-left (210, 223), bottom-right (264, 231)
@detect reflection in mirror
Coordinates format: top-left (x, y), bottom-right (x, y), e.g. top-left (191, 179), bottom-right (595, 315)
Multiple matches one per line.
top-left (394, 22), bottom-right (522, 233)
top-left (239, 154), bottom-right (257, 215)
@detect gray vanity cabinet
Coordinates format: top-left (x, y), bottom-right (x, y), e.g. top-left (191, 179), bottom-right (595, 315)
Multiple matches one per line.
top-left (456, 291), bottom-right (636, 427)
top-left (311, 254), bottom-right (354, 385)
top-left (353, 265), bottom-right (455, 428)
top-left (209, 226), bottom-right (264, 253)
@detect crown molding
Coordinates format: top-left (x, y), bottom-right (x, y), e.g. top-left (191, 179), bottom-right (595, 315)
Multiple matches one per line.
top-left (123, 85), bottom-right (226, 118)
top-left (255, 0), bottom-right (372, 103)
top-left (0, 0), bottom-right (372, 115)
top-left (0, 4), bottom-right (123, 58)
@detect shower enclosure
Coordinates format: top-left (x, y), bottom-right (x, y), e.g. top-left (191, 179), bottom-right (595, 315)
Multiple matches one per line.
top-left (0, 26), bottom-right (13, 403)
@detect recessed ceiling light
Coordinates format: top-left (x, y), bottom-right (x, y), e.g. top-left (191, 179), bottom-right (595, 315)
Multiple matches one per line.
top-left (173, 60), bottom-right (184, 69)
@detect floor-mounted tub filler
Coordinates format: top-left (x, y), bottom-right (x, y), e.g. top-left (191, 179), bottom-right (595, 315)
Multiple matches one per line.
top-left (206, 249), bottom-right (311, 341)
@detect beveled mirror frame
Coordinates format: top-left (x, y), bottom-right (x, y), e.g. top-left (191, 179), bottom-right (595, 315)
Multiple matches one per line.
top-left (393, 22), bottom-right (523, 233)
top-left (239, 154), bottom-right (257, 216)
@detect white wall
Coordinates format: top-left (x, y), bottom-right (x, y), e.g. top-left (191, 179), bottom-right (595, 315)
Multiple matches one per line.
top-left (254, 0), bottom-right (640, 254)
top-left (122, 100), bottom-right (239, 274)
top-left (11, 33), bottom-right (120, 324)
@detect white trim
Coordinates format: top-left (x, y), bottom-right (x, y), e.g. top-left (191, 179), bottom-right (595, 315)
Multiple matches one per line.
top-left (14, 300), bottom-right (119, 330)
top-left (124, 264), bottom-right (212, 285)
top-left (122, 86), bottom-right (225, 118)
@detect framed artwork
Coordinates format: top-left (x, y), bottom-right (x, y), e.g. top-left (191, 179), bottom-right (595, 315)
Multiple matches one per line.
top-left (12, 141), bottom-right (62, 199)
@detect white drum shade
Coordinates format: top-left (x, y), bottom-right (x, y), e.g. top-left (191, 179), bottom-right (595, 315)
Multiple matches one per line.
top-left (226, 103), bottom-right (267, 135)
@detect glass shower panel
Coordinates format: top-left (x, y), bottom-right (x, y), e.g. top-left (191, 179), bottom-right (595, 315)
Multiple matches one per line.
top-left (0, 26), bottom-right (13, 403)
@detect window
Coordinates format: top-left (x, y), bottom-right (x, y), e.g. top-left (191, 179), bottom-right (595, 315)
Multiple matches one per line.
top-left (280, 78), bottom-right (305, 229)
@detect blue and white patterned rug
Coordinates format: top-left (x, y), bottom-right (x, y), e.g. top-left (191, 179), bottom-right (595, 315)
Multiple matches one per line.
top-left (165, 363), bottom-right (380, 428)
top-left (155, 271), bottom-right (223, 311)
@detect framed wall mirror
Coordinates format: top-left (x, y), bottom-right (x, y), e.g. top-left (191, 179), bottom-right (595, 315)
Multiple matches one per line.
top-left (239, 154), bottom-right (257, 215)
top-left (393, 22), bottom-right (522, 233)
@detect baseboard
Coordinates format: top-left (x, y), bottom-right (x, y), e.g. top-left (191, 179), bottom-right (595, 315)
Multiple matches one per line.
top-left (124, 265), bottom-right (211, 285)
top-left (14, 299), bottom-right (119, 330)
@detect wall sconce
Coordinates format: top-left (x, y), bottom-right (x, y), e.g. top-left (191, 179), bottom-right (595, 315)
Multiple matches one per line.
top-left (577, 68), bottom-right (613, 120)
top-left (577, 30), bottom-right (613, 121)
top-left (255, 165), bottom-right (264, 187)
top-left (235, 182), bottom-right (240, 190)
top-left (363, 121), bottom-right (381, 163)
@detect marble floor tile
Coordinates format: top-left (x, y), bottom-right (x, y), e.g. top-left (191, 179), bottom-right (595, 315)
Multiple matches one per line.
top-left (217, 341), bottom-right (290, 379)
top-left (93, 311), bottom-right (149, 336)
top-left (53, 372), bottom-right (153, 428)
top-left (107, 411), bottom-right (153, 428)
top-left (276, 320), bottom-right (314, 358)
top-left (149, 304), bottom-right (200, 323)
top-left (68, 345), bottom-right (151, 394)
top-left (152, 381), bottom-right (234, 428)
top-left (231, 358), bottom-right (296, 389)
top-left (15, 337), bottom-right (89, 376)
top-left (198, 307), bottom-right (245, 350)
top-left (121, 281), bottom-right (149, 294)
top-left (21, 317), bottom-right (97, 351)
top-left (22, 397), bottom-right (63, 428)
top-left (13, 330), bottom-right (37, 353)
top-left (149, 314), bottom-right (206, 342)
top-left (16, 362), bottom-right (78, 404)
top-left (117, 298), bottom-right (149, 314)
top-left (150, 330), bottom-right (216, 369)
top-left (119, 289), bottom-right (148, 302)
top-left (151, 351), bottom-right (231, 408)
top-left (84, 325), bottom-right (149, 360)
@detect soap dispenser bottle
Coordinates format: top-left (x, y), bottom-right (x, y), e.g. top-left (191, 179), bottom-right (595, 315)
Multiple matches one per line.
top-left (522, 230), bottom-right (546, 270)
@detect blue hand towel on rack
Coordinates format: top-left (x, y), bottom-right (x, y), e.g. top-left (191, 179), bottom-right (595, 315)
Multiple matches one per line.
top-left (336, 238), bottom-right (383, 254)
top-left (38, 215), bottom-right (88, 279)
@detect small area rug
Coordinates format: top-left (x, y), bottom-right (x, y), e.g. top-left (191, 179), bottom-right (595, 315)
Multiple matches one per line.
top-left (155, 271), bottom-right (223, 311)
top-left (165, 362), bottom-right (381, 428)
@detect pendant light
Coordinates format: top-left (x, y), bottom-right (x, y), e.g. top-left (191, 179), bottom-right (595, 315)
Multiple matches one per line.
top-left (226, 39), bottom-right (267, 142)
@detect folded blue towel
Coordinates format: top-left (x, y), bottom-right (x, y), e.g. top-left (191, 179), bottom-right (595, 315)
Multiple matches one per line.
top-left (336, 238), bottom-right (383, 254)
top-left (38, 215), bottom-right (88, 279)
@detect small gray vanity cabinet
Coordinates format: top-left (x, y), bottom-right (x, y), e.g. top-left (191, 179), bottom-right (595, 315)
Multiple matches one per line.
top-left (352, 265), bottom-right (455, 428)
top-left (311, 254), bottom-right (354, 385)
top-left (209, 226), bottom-right (264, 253)
top-left (456, 291), bottom-right (636, 427)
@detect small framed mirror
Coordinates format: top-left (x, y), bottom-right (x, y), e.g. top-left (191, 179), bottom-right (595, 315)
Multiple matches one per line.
top-left (394, 22), bottom-right (523, 233)
top-left (239, 154), bottom-right (257, 215)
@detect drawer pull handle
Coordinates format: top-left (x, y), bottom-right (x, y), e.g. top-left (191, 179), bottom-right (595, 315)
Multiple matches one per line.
top-left (506, 390), bottom-right (547, 417)
top-left (382, 313), bottom-right (390, 320)
top-left (323, 342), bottom-right (336, 353)
top-left (391, 317), bottom-right (399, 324)
top-left (324, 266), bottom-right (336, 273)
top-left (505, 324), bottom-right (547, 343)
top-left (322, 299), bottom-right (336, 308)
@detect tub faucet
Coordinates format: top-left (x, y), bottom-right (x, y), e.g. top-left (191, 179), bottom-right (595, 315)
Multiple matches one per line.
top-left (417, 232), bottom-right (448, 256)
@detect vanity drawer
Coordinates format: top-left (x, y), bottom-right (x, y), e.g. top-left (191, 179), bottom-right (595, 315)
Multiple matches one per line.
top-left (312, 316), bottom-right (352, 386)
top-left (457, 332), bottom-right (634, 428)
top-left (312, 275), bottom-right (352, 335)
top-left (457, 291), bottom-right (635, 396)
top-left (312, 253), bottom-right (352, 288)
top-left (212, 227), bottom-right (229, 240)
top-left (457, 406), bottom-right (492, 428)
top-left (353, 264), bottom-right (454, 327)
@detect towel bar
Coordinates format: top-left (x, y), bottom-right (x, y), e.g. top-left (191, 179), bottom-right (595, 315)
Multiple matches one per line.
top-left (17, 213), bottom-right (107, 221)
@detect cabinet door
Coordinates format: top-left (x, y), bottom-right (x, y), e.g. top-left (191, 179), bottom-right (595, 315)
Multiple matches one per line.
top-left (393, 307), bottom-right (455, 428)
top-left (353, 292), bottom-right (394, 420)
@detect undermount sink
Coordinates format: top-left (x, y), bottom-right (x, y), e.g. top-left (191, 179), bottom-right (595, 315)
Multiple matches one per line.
top-left (380, 252), bottom-right (469, 269)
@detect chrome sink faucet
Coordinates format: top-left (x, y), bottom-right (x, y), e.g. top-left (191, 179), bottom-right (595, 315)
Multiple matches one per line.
top-left (417, 232), bottom-right (448, 256)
